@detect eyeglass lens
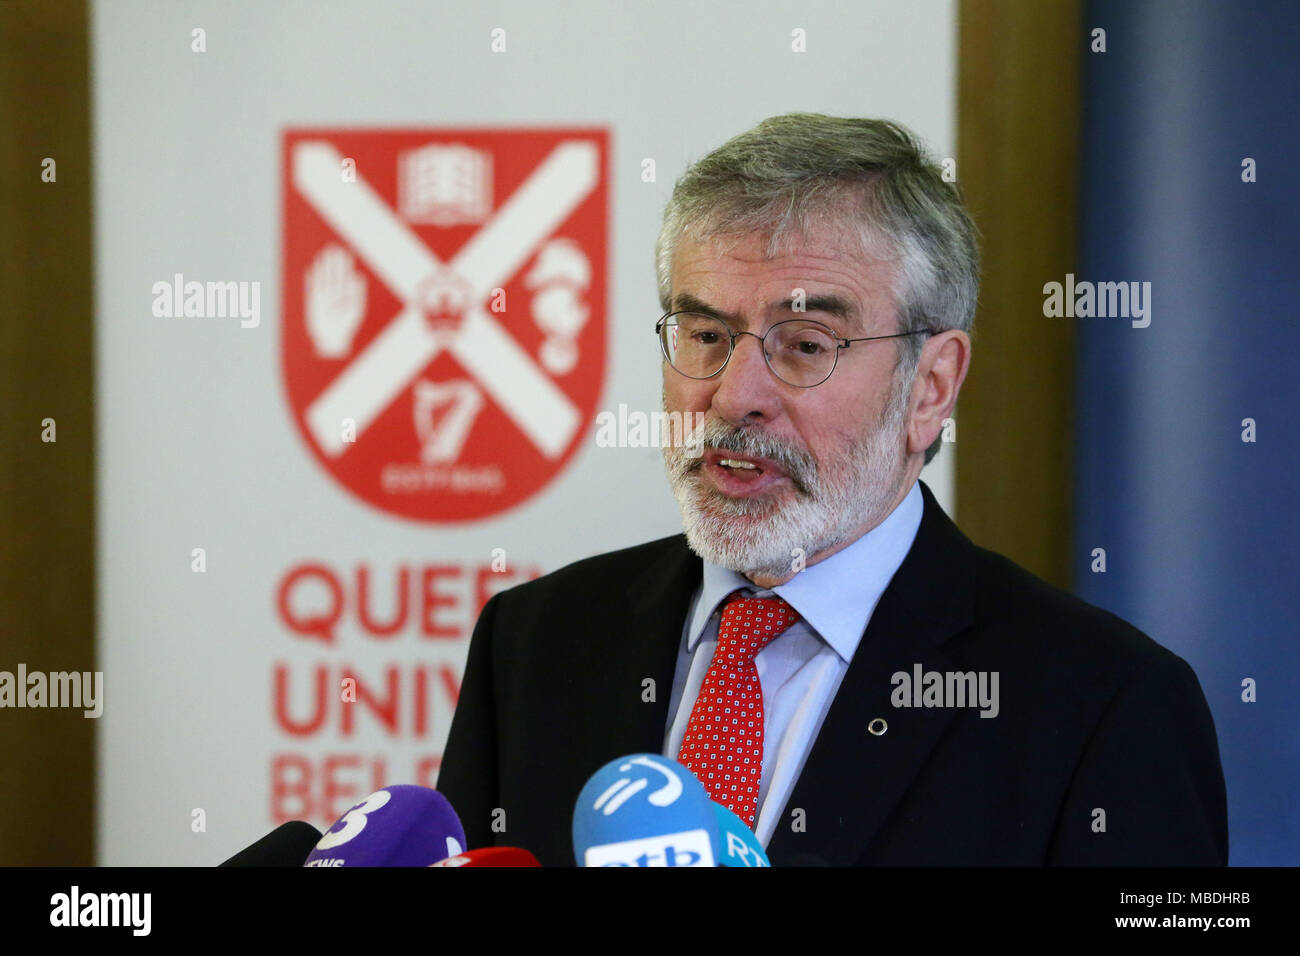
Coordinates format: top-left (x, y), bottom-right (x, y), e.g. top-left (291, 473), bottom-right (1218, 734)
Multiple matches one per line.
top-left (660, 312), bottom-right (838, 387)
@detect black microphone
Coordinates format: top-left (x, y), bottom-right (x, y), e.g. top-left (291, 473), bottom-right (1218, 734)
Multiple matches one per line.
top-left (219, 821), bottom-right (323, 866)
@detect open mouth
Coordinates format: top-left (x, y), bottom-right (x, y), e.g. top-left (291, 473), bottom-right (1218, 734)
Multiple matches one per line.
top-left (716, 458), bottom-right (764, 482)
top-left (701, 449), bottom-right (789, 497)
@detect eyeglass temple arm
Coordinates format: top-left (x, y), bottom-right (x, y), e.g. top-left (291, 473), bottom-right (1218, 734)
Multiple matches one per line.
top-left (839, 329), bottom-right (939, 347)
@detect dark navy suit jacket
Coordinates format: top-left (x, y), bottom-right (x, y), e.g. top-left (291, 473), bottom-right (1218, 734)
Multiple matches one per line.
top-left (438, 481), bottom-right (1229, 866)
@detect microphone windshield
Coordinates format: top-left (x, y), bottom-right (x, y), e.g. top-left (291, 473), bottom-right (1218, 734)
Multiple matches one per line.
top-left (711, 802), bottom-right (771, 867)
top-left (220, 821), bottom-right (323, 867)
top-left (304, 786), bottom-right (467, 867)
top-left (430, 847), bottom-right (541, 867)
top-left (572, 753), bottom-right (717, 867)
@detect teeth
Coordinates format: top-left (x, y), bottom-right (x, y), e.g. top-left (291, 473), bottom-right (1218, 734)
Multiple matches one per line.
top-left (718, 459), bottom-right (758, 469)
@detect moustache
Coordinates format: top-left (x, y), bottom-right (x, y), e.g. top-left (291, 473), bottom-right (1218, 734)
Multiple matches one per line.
top-left (679, 420), bottom-right (817, 497)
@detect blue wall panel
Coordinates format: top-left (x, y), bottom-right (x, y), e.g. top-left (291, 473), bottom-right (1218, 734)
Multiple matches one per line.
top-left (1077, 0), bottom-right (1300, 865)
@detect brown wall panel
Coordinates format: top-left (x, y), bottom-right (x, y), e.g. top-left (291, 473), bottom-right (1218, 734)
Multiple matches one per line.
top-left (957, 0), bottom-right (1081, 587)
top-left (0, 0), bottom-right (95, 865)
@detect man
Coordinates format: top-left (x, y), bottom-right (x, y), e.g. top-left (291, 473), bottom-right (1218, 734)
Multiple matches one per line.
top-left (438, 114), bottom-right (1228, 866)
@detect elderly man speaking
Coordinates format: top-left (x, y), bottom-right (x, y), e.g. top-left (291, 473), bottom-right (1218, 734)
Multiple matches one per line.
top-left (438, 113), bottom-right (1228, 866)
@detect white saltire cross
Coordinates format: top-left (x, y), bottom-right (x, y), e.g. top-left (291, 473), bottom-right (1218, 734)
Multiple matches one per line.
top-left (292, 139), bottom-right (598, 459)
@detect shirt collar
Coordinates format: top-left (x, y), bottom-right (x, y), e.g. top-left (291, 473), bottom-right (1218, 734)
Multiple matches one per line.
top-left (685, 479), bottom-right (924, 662)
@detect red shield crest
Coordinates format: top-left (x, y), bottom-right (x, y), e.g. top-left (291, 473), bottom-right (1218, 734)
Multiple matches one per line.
top-left (281, 128), bottom-right (608, 522)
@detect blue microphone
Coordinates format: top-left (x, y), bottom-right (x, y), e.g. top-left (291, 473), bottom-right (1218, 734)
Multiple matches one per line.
top-left (572, 754), bottom-right (718, 866)
top-left (711, 802), bottom-right (771, 867)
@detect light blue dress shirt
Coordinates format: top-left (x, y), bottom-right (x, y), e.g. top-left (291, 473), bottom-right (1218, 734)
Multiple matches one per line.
top-left (662, 479), bottom-right (924, 848)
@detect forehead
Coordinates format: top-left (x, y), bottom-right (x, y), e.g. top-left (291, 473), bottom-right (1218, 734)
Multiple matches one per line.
top-left (669, 225), bottom-right (896, 328)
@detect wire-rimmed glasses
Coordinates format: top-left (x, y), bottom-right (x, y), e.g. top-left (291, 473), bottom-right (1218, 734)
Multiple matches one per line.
top-left (656, 311), bottom-right (939, 388)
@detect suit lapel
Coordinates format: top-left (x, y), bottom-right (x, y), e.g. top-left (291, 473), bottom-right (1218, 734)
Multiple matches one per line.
top-left (601, 538), bottom-right (702, 756)
top-left (765, 481), bottom-right (977, 865)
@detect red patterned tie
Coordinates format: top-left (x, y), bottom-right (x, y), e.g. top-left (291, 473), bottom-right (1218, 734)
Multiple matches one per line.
top-left (677, 594), bottom-right (800, 828)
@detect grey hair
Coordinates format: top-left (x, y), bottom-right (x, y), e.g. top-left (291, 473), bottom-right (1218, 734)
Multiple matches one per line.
top-left (654, 113), bottom-right (980, 465)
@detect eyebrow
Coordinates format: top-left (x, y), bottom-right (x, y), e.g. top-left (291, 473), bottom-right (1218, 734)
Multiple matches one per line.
top-left (670, 291), bottom-right (862, 332)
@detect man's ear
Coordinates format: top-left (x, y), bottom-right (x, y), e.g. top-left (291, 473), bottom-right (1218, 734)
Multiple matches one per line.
top-left (907, 331), bottom-right (971, 456)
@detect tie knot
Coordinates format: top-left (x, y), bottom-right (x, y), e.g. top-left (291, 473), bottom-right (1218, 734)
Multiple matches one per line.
top-left (716, 595), bottom-right (799, 663)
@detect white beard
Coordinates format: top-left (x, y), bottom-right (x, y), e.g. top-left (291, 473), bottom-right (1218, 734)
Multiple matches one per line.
top-left (662, 372), bottom-right (912, 581)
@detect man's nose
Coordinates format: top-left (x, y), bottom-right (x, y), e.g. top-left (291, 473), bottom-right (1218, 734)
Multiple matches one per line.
top-left (709, 331), bottom-right (783, 425)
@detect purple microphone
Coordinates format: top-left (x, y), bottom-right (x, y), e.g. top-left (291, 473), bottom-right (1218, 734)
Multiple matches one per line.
top-left (304, 785), bottom-right (467, 867)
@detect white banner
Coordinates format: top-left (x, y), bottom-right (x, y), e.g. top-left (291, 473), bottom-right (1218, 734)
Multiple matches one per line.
top-left (92, 0), bottom-right (956, 864)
